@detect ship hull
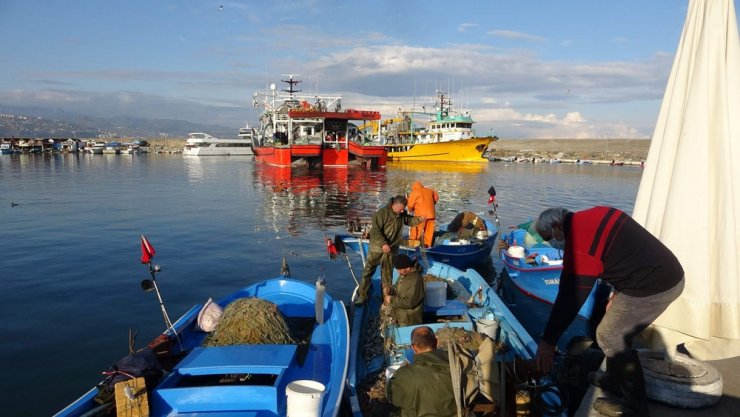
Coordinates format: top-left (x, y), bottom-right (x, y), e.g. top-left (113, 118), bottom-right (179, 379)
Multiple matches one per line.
top-left (386, 137), bottom-right (493, 162)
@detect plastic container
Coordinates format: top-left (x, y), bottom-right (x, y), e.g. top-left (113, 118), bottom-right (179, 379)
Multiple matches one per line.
top-left (425, 281), bottom-right (447, 308)
top-left (476, 317), bottom-right (500, 340)
top-left (286, 380), bottom-right (326, 417)
top-left (507, 246), bottom-right (525, 258)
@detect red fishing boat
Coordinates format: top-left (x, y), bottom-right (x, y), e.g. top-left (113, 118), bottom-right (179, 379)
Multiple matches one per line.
top-left (251, 76), bottom-right (387, 168)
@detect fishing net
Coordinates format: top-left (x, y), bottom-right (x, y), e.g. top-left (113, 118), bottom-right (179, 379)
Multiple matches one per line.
top-left (436, 327), bottom-right (485, 351)
top-left (203, 297), bottom-right (294, 346)
top-left (436, 326), bottom-right (507, 354)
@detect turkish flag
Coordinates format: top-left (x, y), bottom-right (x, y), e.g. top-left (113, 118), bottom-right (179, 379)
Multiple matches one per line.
top-left (140, 235), bottom-right (156, 264)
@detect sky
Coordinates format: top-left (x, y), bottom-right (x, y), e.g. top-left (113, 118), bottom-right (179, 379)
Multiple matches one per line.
top-left (0, 1), bottom-right (706, 139)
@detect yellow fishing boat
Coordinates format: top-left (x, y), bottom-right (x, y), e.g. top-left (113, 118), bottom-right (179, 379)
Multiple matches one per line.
top-left (386, 136), bottom-right (494, 162)
top-left (368, 90), bottom-right (497, 162)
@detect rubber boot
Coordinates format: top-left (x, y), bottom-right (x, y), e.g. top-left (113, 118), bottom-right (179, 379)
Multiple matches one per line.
top-left (588, 356), bottom-right (622, 396)
top-left (589, 371), bottom-right (621, 395)
top-left (593, 353), bottom-right (650, 417)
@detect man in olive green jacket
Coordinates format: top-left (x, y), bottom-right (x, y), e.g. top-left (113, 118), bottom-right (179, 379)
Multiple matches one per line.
top-left (386, 326), bottom-right (456, 417)
top-left (355, 195), bottom-right (424, 305)
top-left (384, 254), bottom-right (425, 327)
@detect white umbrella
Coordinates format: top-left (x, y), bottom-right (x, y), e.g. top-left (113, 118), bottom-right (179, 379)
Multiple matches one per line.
top-left (633, 0), bottom-right (740, 360)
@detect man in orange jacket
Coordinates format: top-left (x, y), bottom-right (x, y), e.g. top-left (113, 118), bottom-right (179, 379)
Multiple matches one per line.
top-left (407, 181), bottom-right (439, 247)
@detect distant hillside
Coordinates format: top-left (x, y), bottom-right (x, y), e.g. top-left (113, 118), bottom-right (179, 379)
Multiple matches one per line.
top-left (0, 106), bottom-right (237, 138)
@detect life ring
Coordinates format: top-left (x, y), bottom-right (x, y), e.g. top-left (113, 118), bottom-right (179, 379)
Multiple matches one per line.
top-left (638, 350), bottom-right (723, 408)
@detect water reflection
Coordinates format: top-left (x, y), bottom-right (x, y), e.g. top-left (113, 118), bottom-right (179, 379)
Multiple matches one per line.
top-left (389, 161), bottom-right (489, 174)
top-left (252, 164), bottom-right (387, 236)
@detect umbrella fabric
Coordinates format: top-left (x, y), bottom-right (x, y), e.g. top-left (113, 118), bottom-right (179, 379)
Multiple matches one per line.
top-left (633, 0), bottom-right (740, 360)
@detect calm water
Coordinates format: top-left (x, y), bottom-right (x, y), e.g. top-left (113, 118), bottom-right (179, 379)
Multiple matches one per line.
top-left (0, 154), bottom-right (642, 416)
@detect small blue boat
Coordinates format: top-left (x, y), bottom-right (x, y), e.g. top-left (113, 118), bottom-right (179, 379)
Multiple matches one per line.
top-left (344, 255), bottom-right (566, 416)
top-left (498, 224), bottom-right (611, 350)
top-left (56, 274), bottom-right (349, 417)
top-left (340, 218), bottom-right (499, 270)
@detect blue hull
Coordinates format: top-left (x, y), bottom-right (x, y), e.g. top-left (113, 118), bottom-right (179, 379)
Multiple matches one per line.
top-left (499, 228), bottom-right (611, 350)
top-left (56, 278), bottom-right (350, 417)
top-left (340, 219), bottom-right (498, 270)
top-left (346, 258), bottom-right (565, 416)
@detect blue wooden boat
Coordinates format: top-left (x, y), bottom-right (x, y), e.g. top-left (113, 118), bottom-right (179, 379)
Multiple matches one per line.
top-left (498, 224), bottom-right (611, 350)
top-left (340, 218), bottom-right (499, 270)
top-left (344, 255), bottom-right (566, 416)
top-left (56, 276), bottom-right (350, 417)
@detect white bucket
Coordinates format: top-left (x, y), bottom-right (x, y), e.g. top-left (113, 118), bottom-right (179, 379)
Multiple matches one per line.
top-left (476, 317), bottom-right (500, 340)
top-left (507, 245), bottom-right (525, 258)
top-left (286, 380), bottom-right (326, 417)
top-left (425, 281), bottom-right (447, 308)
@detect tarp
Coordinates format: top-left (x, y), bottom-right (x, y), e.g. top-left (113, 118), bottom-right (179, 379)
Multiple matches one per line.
top-left (633, 0), bottom-right (740, 360)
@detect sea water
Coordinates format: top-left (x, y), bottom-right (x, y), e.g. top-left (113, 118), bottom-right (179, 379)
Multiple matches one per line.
top-left (0, 154), bottom-right (641, 416)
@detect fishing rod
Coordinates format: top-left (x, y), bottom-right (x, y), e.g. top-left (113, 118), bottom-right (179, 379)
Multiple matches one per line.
top-left (139, 235), bottom-right (182, 349)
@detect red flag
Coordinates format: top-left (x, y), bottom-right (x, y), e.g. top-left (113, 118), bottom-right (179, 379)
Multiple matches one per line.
top-left (326, 237), bottom-right (338, 260)
top-left (140, 235), bottom-right (156, 264)
top-left (487, 195), bottom-right (496, 205)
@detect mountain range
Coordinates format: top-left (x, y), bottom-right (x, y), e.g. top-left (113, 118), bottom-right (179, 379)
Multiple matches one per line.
top-left (0, 105), bottom-right (238, 139)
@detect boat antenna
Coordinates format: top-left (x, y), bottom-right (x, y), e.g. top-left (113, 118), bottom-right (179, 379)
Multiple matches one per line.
top-left (280, 74), bottom-right (302, 96)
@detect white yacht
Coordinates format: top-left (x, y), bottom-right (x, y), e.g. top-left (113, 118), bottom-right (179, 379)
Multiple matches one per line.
top-left (86, 141), bottom-right (106, 154)
top-left (182, 132), bottom-right (253, 156)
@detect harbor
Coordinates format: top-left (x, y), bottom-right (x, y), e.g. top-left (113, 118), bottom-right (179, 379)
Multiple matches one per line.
top-left (2, 1), bottom-right (740, 416)
top-left (1, 155), bottom-right (641, 416)
top-left (0, 137), bottom-right (651, 161)
top-left (3, 152), bottom-right (735, 417)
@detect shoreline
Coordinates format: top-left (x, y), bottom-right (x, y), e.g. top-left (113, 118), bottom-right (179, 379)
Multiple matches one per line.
top-left (487, 138), bottom-right (650, 163)
top-left (74, 137), bottom-right (652, 162)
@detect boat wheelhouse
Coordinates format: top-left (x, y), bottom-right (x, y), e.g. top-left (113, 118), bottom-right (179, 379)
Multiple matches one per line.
top-left (378, 91), bottom-right (495, 162)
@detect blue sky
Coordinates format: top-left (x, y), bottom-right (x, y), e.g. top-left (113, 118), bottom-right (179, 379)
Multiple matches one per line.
top-left (0, 1), bottom-right (703, 138)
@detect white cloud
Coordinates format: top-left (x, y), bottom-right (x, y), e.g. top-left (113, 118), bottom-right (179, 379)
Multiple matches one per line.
top-left (2, 34), bottom-right (669, 138)
top-left (487, 30), bottom-right (546, 42)
top-left (458, 23), bottom-right (477, 32)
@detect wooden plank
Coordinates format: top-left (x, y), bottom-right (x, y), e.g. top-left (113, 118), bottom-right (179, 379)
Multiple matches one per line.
top-left (114, 377), bottom-right (149, 417)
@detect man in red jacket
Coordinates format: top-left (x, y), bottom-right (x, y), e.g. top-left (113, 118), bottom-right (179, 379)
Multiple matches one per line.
top-left (534, 206), bottom-right (684, 417)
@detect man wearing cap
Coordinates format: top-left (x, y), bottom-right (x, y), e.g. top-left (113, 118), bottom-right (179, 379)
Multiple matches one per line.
top-left (386, 326), bottom-right (456, 417)
top-left (384, 254), bottom-right (425, 327)
top-left (355, 195), bottom-right (425, 305)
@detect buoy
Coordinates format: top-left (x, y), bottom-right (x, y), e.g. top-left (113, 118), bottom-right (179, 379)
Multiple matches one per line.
top-left (639, 350), bottom-right (723, 408)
